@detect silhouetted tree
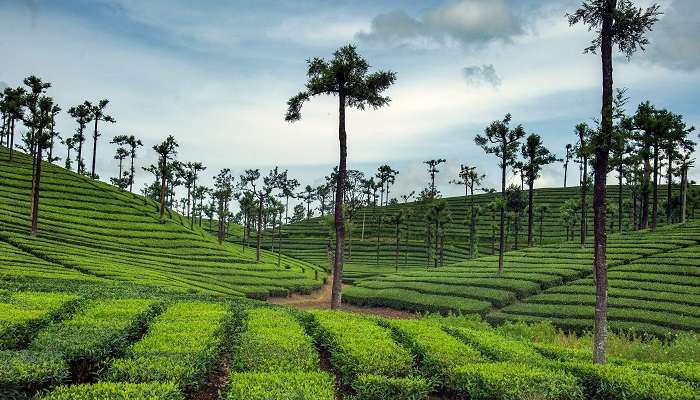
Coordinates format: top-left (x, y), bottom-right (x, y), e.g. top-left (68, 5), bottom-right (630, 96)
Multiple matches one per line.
top-left (62, 136), bottom-right (75, 171)
top-left (563, 143), bottom-right (574, 187)
top-left (423, 159), bottom-right (446, 198)
top-left (28, 95), bottom-right (55, 235)
top-left (475, 114), bottom-right (525, 273)
top-left (568, 0), bottom-right (660, 364)
top-left (522, 133), bottom-right (557, 247)
top-left (575, 122), bottom-right (593, 247)
top-left (1, 87), bottom-right (25, 160)
top-left (285, 44), bottom-right (396, 309)
top-left (84, 99), bottom-right (116, 179)
top-left (67, 103), bottom-right (93, 173)
top-left (153, 135), bottom-right (179, 223)
top-left (451, 164), bottom-right (485, 257)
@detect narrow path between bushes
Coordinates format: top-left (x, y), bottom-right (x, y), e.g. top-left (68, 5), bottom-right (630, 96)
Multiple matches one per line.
top-left (193, 355), bottom-right (230, 400)
top-left (269, 274), bottom-right (414, 319)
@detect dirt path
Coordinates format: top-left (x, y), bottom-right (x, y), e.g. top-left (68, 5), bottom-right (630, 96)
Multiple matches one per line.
top-left (269, 275), bottom-right (414, 319)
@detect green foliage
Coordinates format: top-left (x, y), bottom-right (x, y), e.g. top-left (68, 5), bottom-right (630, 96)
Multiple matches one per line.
top-left (225, 371), bottom-right (335, 400)
top-left (231, 308), bottom-right (319, 372)
top-left (107, 301), bottom-right (231, 391)
top-left (349, 374), bottom-right (432, 400)
top-left (385, 319), bottom-right (483, 389)
top-left (562, 362), bottom-right (698, 400)
top-left (39, 382), bottom-right (184, 400)
top-left (307, 310), bottom-right (414, 382)
top-left (446, 326), bottom-right (545, 363)
top-left (0, 350), bottom-right (67, 396)
top-left (453, 362), bottom-right (584, 400)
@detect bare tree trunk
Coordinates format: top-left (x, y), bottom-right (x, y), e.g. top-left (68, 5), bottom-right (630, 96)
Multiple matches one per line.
top-left (652, 142), bottom-right (659, 231)
top-left (30, 145), bottom-right (44, 235)
top-left (681, 168), bottom-right (688, 223)
top-left (158, 161), bottom-right (167, 224)
top-left (91, 118), bottom-right (99, 179)
top-left (641, 156), bottom-right (650, 228)
top-left (527, 179), bottom-right (534, 247)
top-left (256, 193), bottom-right (263, 262)
top-left (9, 119), bottom-right (16, 161)
top-left (666, 149), bottom-right (673, 224)
top-left (593, 0), bottom-right (613, 365)
top-left (330, 92), bottom-right (346, 310)
top-left (580, 133), bottom-right (588, 248)
top-left (129, 154), bottom-right (135, 192)
top-left (498, 160), bottom-right (506, 273)
top-left (564, 163), bottom-right (568, 188)
top-left (618, 166), bottom-right (623, 232)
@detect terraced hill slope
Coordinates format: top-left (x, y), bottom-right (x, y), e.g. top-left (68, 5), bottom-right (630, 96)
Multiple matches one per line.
top-left (344, 222), bottom-right (700, 336)
top-left (0, 149), bottom-right (326, 299)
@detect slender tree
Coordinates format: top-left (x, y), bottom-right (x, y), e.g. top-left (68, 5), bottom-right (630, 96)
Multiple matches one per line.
top-left (450, 164), bottom-right (485, 257)
top-left (67, 103), bottom-right (93, 174)
top-left (568, 0), bottom-right (660, 364)
top-left (213, 169), bottom-right (234, 244)
top-left (575, 123), bottom-right (592, 247)
top-left (563, 143), bottom-right (574, 187)
top-left (285, 44), bottom-right (396, 309)
top-left (62, 136), bottom-right (75, 170)
top-left (424, 159), bottom-right (446, 198)
top-left (535, 204), bottom-right (550, 245)
top-left (28, 96), bottom-right (55, 235)
top-left (84, 99), bottom-right (116, 179)
top-left (475, 114), bottom-right (525, 273)
top-left (3, 87), bottom-right (25, 161)
top-left (153, 135), bottom-right (179, 223)
top-left (46, 104), bottom-right (61, 163)
top-left (522, 133), bottom-right (557, 247)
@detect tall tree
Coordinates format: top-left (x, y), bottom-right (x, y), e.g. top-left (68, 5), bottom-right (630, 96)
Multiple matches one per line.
top-left (522, 133), bottom-right (557, 247)
top-left (610, 89), bottom-right (634, 232)
top-left (22, 76), bottom-right (52, 160)
top-left (475, 114), bottom-right (525, 273)
top-left (575, 123), bottom-right (592, 247)
top-left (28, 96), bottom-right (55, 235)
top-left (663, 114), bottom-right (694, 224)
top-left (423, 159), bottom-right (446, 198)
top-left (285, 44), bottom-right (396, 309)
top-left (46, 104), bottom-right (61, 163)
top-left (67, 103), bottom-right (93, 174)
top-left (450, 164), bottom-right (485, 257)
top-left (62, 136), bottom-right (75, 171)
top-left (563, 143), bottom-right (574, 187)
top-left (84, 100), bottom-right (116, 179)
top-left (2, 87), bottom-right (26, 160)
top-left (152, 136), bottom-right (179, 223)
top-left (278, 173), bottom-right (299, 224)
top-left (678, 139), bottom-right (695, 224)
top-left (189, 162), bottom-right (206, 227)
top-left (568, 0), bottom-right (660, 364)
top-left (110, 146), bottom-right (129, 189)
top-left (213, 169), bottom-right (234, 244)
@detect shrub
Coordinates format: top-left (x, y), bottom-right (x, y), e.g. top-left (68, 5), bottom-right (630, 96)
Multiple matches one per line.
top-left (0, 350), bottom-right (68, 397)
top-left (231, 308), bottom-right (319, 372)
top-left (350, 374), bottom-right (432, 400)
top-left (38, 382), bottom-right (184, 400)
top-left (446, 327), bottom-right (545, 363)
top-left (562, 362), bottom-right (698, 400)
top-left (107, 301), bottom-right (231, 391)
top-left (452, 362), bottom-right (584, 400)
top-left (225, 371), bottom-right (335, 400)
top-left (385, 319), bottom-right (483, 389)
top-left (307, 310), bottom-right (414, 382)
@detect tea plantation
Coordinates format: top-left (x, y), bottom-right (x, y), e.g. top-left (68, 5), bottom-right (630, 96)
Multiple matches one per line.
top-left (345, 222), bottom-right (700, 336)
top-left (0, 149), bottom-right (326, 300)
top-left (1, 287), bottom-right (699, 399)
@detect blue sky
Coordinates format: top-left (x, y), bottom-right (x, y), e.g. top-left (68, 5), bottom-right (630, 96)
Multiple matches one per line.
top-left (1, 0), bottom-right (699, 203)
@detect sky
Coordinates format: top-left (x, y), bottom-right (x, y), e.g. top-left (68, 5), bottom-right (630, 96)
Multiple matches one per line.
top-left (1, 0), bottom-right (699, 210)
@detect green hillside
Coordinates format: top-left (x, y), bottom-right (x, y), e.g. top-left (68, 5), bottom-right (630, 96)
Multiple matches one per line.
top-left (344, 222), bottom-right (700, 336)
top-left (224, 184), bottom-right (695, 284)
top-left (0, 149), bottom-right (326, 299)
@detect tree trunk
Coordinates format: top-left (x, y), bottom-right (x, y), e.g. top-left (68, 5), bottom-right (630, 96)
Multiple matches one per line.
top-left (256, 193), bottom-right (263, 262)
top-left (158, 160), bottom-right (167, 224)
top-left (564, 163), bottom-right (568, 188)
top-left (580, 135), bottom-right (588, 248)
top-left (434, 220), bottom-right (439, 268)
top-left (9, 118), bottom-right (16, 161)
top-left (395, 222), bottom-right (399, 272)
top-left (666, 148), bottom-right (673, 224)
top-left (30, 145), bottom-right (44, 235)
top-left (330, 92), bottom-right (346, 310)
top-left (593, 0), bottom-right (613, 365)
top-left (652, 141), bottom-right (659, 231)
top-left (681, 167), bottom-right (688, 223)
top-left (498, 159), bottom-right (506, 273)
top-left (91, 118), bottom-right (99, 179)
top-left (618, 166), bottom-right (623, 232)
top-left (527, 178), bottom-right (534, 247)
top-left (641, 155), bottom-right (650, 228)
top-left (469, 185), bottom-right (476, 258)
top-left (129, 154), bottom-right (135, 192)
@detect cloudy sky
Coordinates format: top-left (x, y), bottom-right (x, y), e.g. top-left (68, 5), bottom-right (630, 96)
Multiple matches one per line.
top-left (1, 0), bottom-right (698, 207)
